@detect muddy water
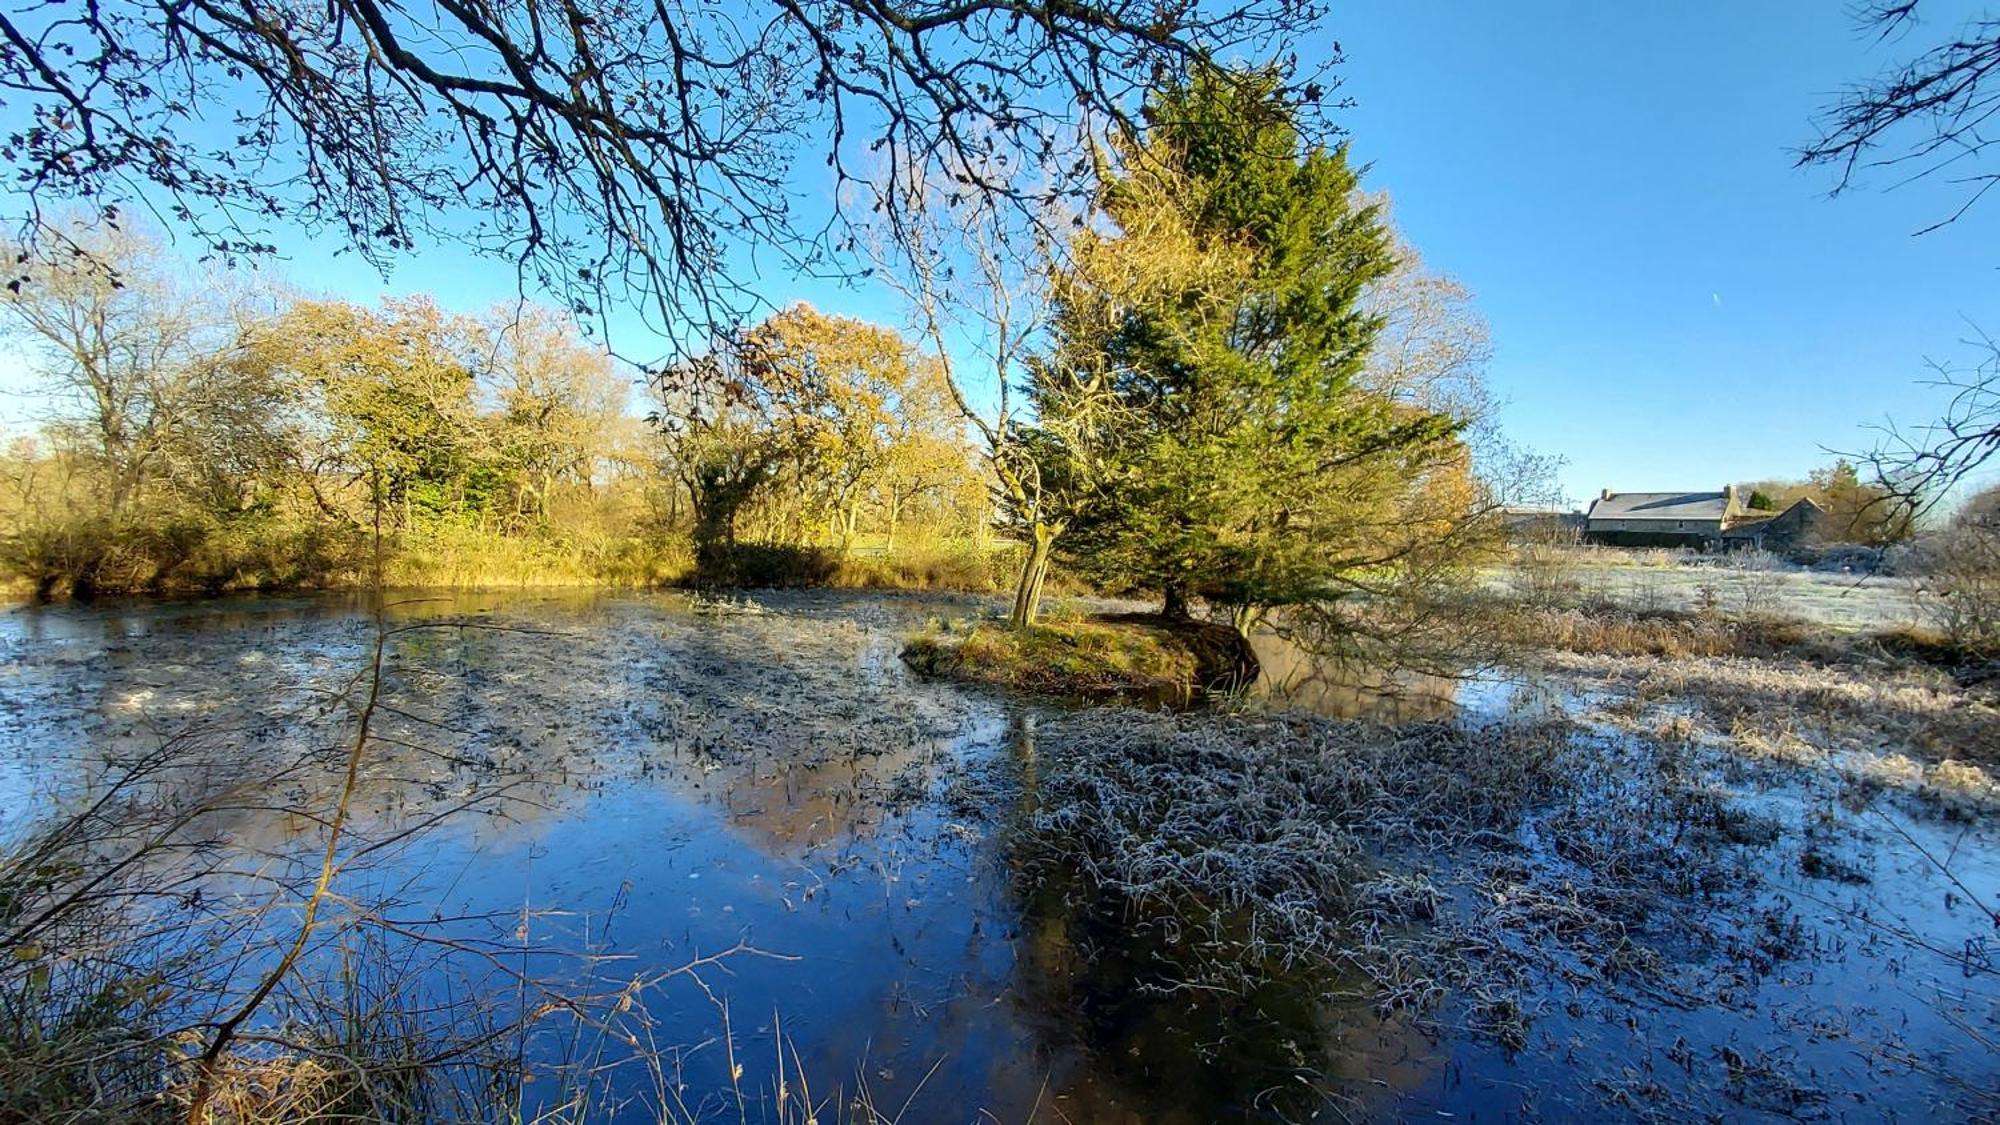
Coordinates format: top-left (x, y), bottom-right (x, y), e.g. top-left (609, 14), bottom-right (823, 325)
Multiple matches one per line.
top-left (1, 589), bottom-right (1994, 1121)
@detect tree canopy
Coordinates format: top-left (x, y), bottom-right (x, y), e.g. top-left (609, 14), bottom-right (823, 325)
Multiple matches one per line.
top-left (0, 0), bottom-right (1328, 339)
top-left (1739, 459), bottom-right (1915, 547)
top-left (1033, 69), bottom-right (1483, 629)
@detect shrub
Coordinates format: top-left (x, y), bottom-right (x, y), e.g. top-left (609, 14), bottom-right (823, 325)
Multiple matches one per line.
top-left (1509, 543), bottom-right (1585, 609)
top-left (1914, 524), bottom-right (2000, 657)
top-left (694, 541), bottom-right (841, 588)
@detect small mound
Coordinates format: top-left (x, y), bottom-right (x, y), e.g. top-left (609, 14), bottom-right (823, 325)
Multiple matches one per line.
top-left (902, 616), bottom-right (1257, 703)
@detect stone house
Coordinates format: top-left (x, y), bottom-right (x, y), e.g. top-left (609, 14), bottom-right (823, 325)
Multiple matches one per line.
top-left (1584, 486), bottom-right (1825, 551)
top-left (1583, 487), bottom-right (1744, 548)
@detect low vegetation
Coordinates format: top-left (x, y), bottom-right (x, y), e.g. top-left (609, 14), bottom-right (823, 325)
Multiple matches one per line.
top-left (903, 614), bottom-right (1255, 703)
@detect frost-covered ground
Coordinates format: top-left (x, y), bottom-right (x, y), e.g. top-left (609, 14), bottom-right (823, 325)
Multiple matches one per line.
top-left (1493, 551), bottom-right (1927, 630)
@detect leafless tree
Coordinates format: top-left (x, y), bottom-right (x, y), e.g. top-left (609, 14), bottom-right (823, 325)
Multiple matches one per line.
top-left (1796, 6), bottom-right (2000, 515)
top-left (0, 0), bottom-right (1329, 349)
top-left (1866, 324), bottom-right (2000, 513)
top-left (1800, 2), bottom-right (2000, 232)
top-left (867, 172), bottom-right (1067, 624)
top-left (0, 223), bottom-right (291, 519)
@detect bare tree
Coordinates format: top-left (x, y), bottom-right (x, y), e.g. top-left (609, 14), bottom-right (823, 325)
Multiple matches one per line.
top-left (867, 170), bottom-right (1073, 624)
top-left (1798, 7), bottom-right (2000, 511)
top-left (0, 0), bottom-right (1328, 346)
top-left (1363, 218), bottom-right (1565, 514)
top-left (0, 223), bottom-right (289, 520)
top-left (1800, 2), bottom-right (2000, 232)
top-left (1866, 326), bottom-right (2000, 514)
top-left (1914, 484), bottom-right (2000, 653)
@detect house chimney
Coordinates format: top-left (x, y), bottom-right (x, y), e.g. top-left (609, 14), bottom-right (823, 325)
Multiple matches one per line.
top-left (1600, 488), bottom-right (1613, 501)
top-left (1724, 483), bottom-right (1738, 507)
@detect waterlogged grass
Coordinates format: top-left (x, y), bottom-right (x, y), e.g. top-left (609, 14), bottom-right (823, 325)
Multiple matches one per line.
top-left (976, 691), bottom-right (2000, 1119)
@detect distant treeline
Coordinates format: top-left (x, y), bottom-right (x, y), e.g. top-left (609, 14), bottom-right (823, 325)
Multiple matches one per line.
top-left (0, 232), bottom-right (997, 598)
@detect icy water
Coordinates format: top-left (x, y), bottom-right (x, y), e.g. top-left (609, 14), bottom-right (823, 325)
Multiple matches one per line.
top-left (1, 589), bottom-right (1995, 1121)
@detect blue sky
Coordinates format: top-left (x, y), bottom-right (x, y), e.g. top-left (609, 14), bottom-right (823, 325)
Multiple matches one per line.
top-left (1327, 2), bottom-right (2000, 504)
top-left (5, 2), bottom-right (1996, 505)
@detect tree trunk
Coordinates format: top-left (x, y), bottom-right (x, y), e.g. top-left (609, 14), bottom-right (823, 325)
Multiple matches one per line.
top-left (1230, 603), bottom-right (1266, 640)
top-left (1161, 584), bottom-right (1191, 621)
top-left (1010, 523), bottom-right (1056, 627)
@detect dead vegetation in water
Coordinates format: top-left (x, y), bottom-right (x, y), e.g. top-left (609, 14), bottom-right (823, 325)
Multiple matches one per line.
top-left (1463, 577), bottom-right (2000, 813)
top-left (1010, 709), bottom-right (1779, 1025)
top-left (10, 590), bottom-right (1994, 1120)
top-left (1536, 646), bottom-right (2000, 811)
top-left (0, 603), bottom-right (941, 1125)
top-left (997, 698), bottom-right (1999, 1118)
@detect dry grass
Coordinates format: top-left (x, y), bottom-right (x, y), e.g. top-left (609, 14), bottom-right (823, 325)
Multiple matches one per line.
top-left (1543, 645), bottom-right (1998, 768)
top-left (829, 541), bottom-right (1022, 593)
top-left (904, 618), bottom-right (1203, 701)
top-left (1485, 598), bottom-right (1829, 661)
top-left (385, 526), bottom-right (695, 589)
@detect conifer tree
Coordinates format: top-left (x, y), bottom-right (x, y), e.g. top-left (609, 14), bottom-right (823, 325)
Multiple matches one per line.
top-left (1039, 69), bottom-right (1475, 632)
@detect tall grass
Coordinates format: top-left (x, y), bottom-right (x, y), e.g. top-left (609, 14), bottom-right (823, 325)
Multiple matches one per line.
top-left (3, 518), bottom-right (1028, 599)
top-left (830, 540), bottom-right (1021, 593)
top-left (384, 523), bottom-right (695, 589)
top-left (688, 537), bottom-right (1022, 593)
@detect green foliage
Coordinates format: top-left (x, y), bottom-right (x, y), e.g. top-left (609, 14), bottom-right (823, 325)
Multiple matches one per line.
top-left (1740, 459), bottom-right (1913, 547)
top-left (1036, 68), bottom-right (1478, 623)
top-left (1748, 489), bottom-right (1776, 511)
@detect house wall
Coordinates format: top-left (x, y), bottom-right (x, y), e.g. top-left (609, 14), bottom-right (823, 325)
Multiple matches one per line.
top-left (1758, 503), bottom-right (1822, 553)
top-left (1585, 530), bottom-right (1717, 548)
top-left (1583, 515), bottom-right (1725, 549)
top-left (1585, 518), bottom-right (1724, 535)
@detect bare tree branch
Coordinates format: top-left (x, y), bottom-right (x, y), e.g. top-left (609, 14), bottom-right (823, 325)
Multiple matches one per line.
top-left (0, 0), bottom-right (1331, 356)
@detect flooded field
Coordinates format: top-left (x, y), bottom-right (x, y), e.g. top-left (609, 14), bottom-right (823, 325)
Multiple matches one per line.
top-left (1, 589), bottom-right (1995, 1121)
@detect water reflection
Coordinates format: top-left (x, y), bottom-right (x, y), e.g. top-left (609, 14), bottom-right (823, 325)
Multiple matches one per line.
top-left (13, 590), bottom-right (1981, 1121)
top-left (1248, 626), bottom-right (1462, 722)
top-left (5, 590), bottom-right (1465, 1121)
top-left (1002, 862), bottom-right (1448, 1123)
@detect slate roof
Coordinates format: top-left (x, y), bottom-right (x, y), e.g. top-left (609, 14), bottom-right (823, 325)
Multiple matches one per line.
top-left (1585, 491), bottom-right (1731, 522)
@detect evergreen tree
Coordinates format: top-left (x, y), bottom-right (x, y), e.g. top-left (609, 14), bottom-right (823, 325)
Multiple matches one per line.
top-left (1038, 69), bottom-right (1474, 631)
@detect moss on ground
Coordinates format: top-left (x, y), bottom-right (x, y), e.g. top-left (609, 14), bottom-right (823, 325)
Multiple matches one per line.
top-left (903, 616), bottom-right (1255, 703)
